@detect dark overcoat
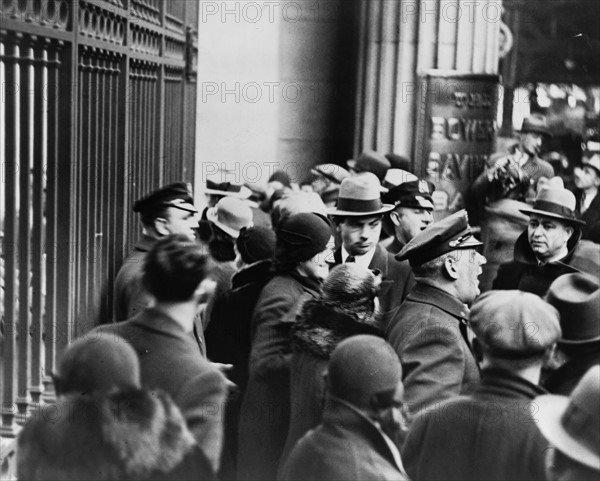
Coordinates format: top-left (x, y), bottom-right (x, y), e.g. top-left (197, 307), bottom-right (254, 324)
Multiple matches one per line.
top-left (333, 245), bottom-right (415, 330)
top-left (279, 397), bottom-right (408, 481)
top-left (402, 368), bottom-right (550, 481)
top-left (91, 308), bottom-right (228, 472)
top-left (204, 259), bottom-right (273, 479)
top-left (576, 189), bottom-right (600, 242)
top-left (280, 299), bottom-right (383, 464)
top-left (386, 283), bottom-right (480, 422)
top-left (493, 227), bottom-right (582, 296)
top-left (543, 351), bottom-right (600, 395)
top-left (237, 272), bottom-right (321, 481)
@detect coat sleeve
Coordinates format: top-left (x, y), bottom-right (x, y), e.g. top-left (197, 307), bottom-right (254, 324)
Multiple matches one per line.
top-left (175, 368), bottom-right (229, 473)
top-left (249, 287), bottom-right (305, 380)
top-left (399, 321), bottom-right (468, 424)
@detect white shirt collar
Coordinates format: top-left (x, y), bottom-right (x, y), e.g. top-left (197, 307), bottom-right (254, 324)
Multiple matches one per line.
top-left (342, 245), bottom-right (376, 269)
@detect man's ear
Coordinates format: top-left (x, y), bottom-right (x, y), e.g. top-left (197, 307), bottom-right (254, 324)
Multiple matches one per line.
top-left (565, 225), bottom-right (574, 238)
top-left (389, 211), bottom-right (401, 227)
top-left (443, 256), bottom-right (459, 280)
top-left (153, 217), bottom-right (170, 236)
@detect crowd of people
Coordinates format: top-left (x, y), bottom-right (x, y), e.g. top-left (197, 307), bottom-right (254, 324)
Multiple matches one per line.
top-left (16, 115), bottom-right (600, 480)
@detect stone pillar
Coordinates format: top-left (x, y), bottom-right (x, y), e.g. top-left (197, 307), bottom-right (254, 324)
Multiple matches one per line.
top-left (354, 0), bottom-right (503, 161)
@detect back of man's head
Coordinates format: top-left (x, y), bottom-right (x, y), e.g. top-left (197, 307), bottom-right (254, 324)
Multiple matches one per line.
top-left (327, 335), bottom-right (402, 410)
top-left (54, 335), bottom-right (140, 397)
top-left (143, 234), bottom-right (214, 303)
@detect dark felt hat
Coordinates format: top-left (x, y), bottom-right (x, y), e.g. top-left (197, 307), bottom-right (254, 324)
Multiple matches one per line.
top-left (382, 179), bottom-right (435, 210)
top-left (347, 151), bottom-right (391, 181)
top-left (385, 153), bottom-right (411, 171)
top-left (328, 335), bottom-right (402, 409)
top-left (276, 212), bottom-right (333, 263)
top-left (396, 209), bottom-right (481, 266)
top-left (236, 226), bottom-right (277, 264)
top-left (133, 182), bottom-right (195, 214)
top-left (546, 273), bottom-right (600, 344)
top-left (470, 290), bottom-right (561, 358)
top-left (55, 335), bottom-right (140, 396)
top-left (519, 114), bottom-right (552, 137)
top-left (311, 164), bottom-right (351, 185)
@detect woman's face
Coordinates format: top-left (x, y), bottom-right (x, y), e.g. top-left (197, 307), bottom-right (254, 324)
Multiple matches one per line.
top-left (298, 236), bottom-right (335, 281)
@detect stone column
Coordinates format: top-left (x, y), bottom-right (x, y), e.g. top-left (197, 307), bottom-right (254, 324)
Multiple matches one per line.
top-left (354, 0), bottom-right (503, 160)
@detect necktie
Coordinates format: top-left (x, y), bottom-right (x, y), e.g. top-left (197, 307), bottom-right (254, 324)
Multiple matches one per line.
top-left (346, 255), bottom-right (355, 263)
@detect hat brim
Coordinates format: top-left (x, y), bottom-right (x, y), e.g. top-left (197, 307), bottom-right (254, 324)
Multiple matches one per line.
top-left (519, 208), bottom-right (586, 226)
top-left (327, 204), bottom-right (395, 217)
top-left (206, 208), bottom-right (251, 239)
top-left (204, 186), bottom-right (252, 199)
top-left (534, 395), bottom-right (600, 470)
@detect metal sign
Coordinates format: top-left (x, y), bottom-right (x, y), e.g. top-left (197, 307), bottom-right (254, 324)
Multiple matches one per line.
top-left (414, 71), bottom-right (501, 221)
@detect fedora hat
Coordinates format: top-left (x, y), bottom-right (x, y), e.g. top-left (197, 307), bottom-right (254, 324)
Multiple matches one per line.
top-left (385, 153), bottom-right (411, 171)
top-left (535, 366), bottom-right (600, 471)
top-left (328, 173), bottom-right (394, 217)
top-left (206, 196), bottom-right (253, 238)
top-left (346, 151), bottom-right (391, 181)
top-left (520, 182), bottom-right (585, 226)
top-left (204, 178), bottom-right (252, 199)
top-left (546, 273), bottom-right (600, 344)
top-left (382, 169), bottom-right (418, 190)
top-left (519, 114), bottom-right (552, 137)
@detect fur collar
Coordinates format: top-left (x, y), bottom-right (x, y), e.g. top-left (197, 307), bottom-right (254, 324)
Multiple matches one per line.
top-left (291, 299), bottom-right (384, 359)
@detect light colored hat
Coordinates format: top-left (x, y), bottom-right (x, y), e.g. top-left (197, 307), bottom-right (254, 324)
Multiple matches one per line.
top-left (535, 366), bottom-right (600, 471)
top-left (328, 173), bottom-right (394, 217)
top-left (206, 196), bottom-right (253, 238)
top-left (520, 181), bottom-right (585, 226)
top-left (311, 163), bottom-right (351, 184)
top-left (469, 290), bottom-right (561, 356)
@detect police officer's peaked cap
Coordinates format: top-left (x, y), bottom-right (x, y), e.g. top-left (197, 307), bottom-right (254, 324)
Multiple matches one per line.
top-left (396, 209), bottom-right (481, 266)
top-left (133, 182), bottom-right (195, 214)
top-left (382, 179), bottom-right (435, 210)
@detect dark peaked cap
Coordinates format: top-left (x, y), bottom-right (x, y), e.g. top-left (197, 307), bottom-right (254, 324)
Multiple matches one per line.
top-left (133, 182), bottom-right (195, 214)
top-left (396, 209), bottom-right (481, 266)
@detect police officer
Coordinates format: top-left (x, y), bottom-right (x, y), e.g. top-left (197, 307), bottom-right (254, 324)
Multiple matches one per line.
top-left (386, 210), bottom-right (485, 423)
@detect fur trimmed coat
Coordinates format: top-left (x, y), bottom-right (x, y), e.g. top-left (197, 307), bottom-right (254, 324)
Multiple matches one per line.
top-left (281, 299), bottom-right (384, 463)
top-left (17, 389), bottom-right (215, 481)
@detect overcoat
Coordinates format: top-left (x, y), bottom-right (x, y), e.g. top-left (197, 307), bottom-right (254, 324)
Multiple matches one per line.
top-left (543, 351), bottom-right (600, 395)
top-left (92, 308), bottom-right (228, 472)
top-left (279, 396), bottom-right (408, 481)
top-left (237, 271), bottom-right (321, 481)
top-left (386, 282), bottom-right (480, 422)
top-left (280, 299), bottom-right (383, 464)
top-left (492, 227), bottom-right (582, 296)
top-left (402, 368), bottom-right (549, 481)
top-left (576, 189), bottom-right (600, 242)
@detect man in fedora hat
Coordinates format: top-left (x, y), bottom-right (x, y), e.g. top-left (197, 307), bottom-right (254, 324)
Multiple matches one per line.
top-left (113, 182), bottom-right (199, 322)
top-left (544, 273), bottom-right (600, 395)
top-left (471, 114), bottom-right (555, 206)
top-left (380, 172), bottom-right (435, 255)
top-left (493, 180), bottom-right (587, 296)
top-left (328, 173), bottom-right (414, 329)
top-left (387, 210), bottom-right (485, 424)
top-left (535, 366), bottom-right (600, 481)
top-left (574, 151), bottom-right (600, 242)
top-left (402, 290), bottom-right (561, 481)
